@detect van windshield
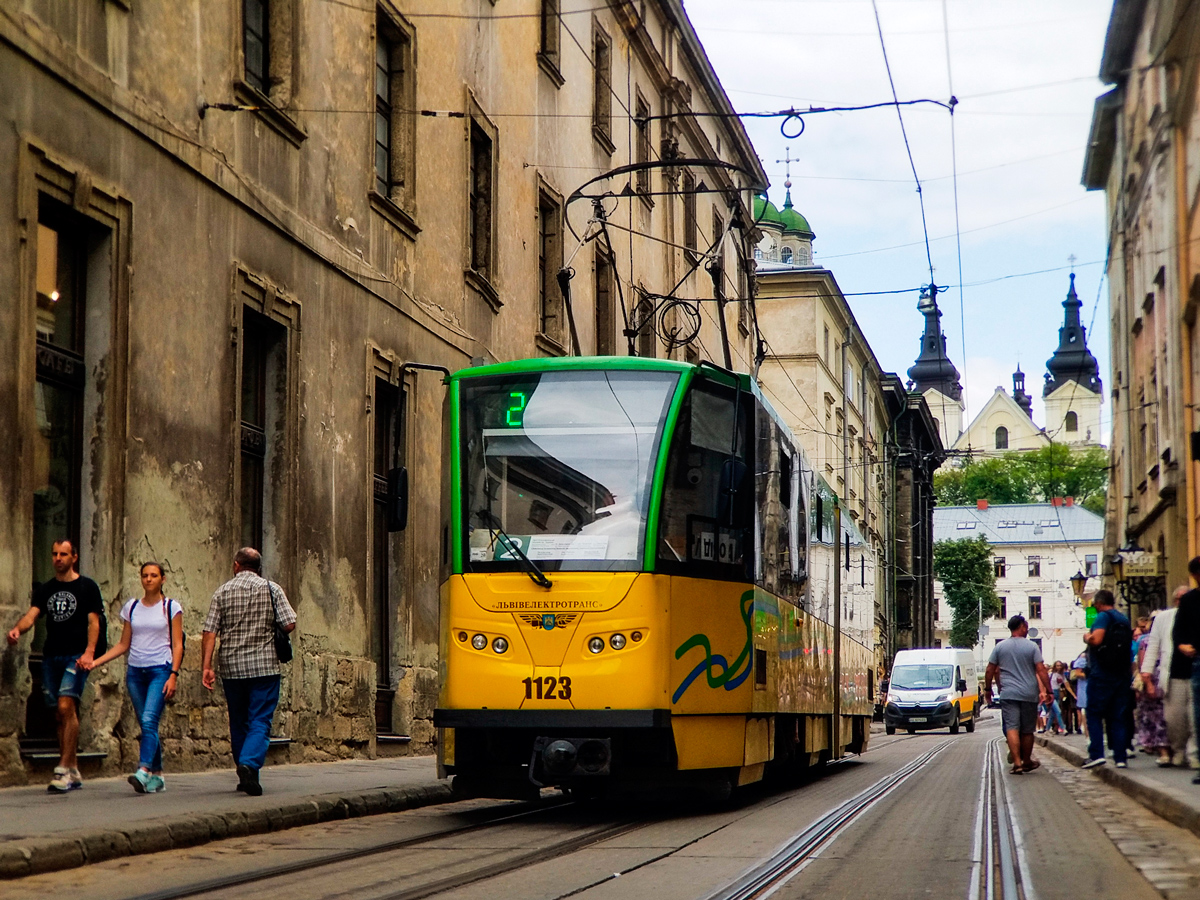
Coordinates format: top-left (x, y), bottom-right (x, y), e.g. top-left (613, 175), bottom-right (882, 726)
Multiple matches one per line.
top-left (890, 665), bottom-right (953, 690)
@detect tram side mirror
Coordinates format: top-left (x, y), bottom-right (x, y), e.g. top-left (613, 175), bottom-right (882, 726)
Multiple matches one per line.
top-left (387, 466), bottom-right (408, 532)
top-left (957, 679), bottom-right (968, 694)
top-left (718, 458), bottom-right (750, 528)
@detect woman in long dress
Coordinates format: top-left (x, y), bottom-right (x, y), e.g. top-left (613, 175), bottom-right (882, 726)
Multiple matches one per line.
top-left (1134, 615), bottom-right (1170, 763)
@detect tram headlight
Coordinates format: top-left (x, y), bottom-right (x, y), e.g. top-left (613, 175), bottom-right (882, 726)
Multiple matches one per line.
top-left (492, 636), bottom-right (509, 654)
top-left (610, 633), bottom-right (626, 650)
top-left (471, 634), bottom-right (487, 651)
top-left (588, 637), bottom-right (605, 654)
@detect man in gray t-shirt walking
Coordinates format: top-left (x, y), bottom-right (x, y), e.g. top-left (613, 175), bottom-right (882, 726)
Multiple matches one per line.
top-left (985, 615), bottom-right (1052, 774)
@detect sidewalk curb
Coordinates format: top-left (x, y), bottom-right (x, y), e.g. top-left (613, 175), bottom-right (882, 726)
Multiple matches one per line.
top-left (0, 781), bottom-right (454, 880)
top-left (1035, 734), bottom-right (1200, 841)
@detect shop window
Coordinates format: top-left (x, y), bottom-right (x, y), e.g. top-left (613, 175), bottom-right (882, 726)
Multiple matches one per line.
top-left (239, 309), bottom-right (287, 553)
top-left (372, 378), bottom-right (405, 732)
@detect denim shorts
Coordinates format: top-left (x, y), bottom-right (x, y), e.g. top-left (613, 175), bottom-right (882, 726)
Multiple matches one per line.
top-left (42, 655), bottom-right (89, 707)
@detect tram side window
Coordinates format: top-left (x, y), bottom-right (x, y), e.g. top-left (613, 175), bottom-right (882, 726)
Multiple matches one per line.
top-left (657, 379), bottom-right (753, 579)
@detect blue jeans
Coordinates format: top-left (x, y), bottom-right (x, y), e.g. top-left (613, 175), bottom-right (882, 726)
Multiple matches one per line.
top-left (42, 655), bottom-right (89, 706)
top-left (1086, 673), bottom-right (1129, 764)
top-left (1193, 668), bottom-right (1200, 767)
top-left (1041, 699), bottom-right (1065, 732)
top-left (126, 664), bottom-right (172, 771)
top-left (222, 675), bottom-right (280, 771)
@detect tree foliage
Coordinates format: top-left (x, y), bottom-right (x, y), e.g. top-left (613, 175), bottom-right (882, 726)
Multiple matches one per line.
top-left (934, 444), bottom-right (1108, 514)
top-left (933, 535), bottom-right (999, 648)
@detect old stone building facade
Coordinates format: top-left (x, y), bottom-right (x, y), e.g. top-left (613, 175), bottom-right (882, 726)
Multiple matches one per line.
top-left (0, 0), bottom-right (764, 784)
top-left (1083, 0), bottom-right (1199, 602)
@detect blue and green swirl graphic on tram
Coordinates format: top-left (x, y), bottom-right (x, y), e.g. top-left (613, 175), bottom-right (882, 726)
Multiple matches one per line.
top-left (672, 589), bottom-right (755, 703)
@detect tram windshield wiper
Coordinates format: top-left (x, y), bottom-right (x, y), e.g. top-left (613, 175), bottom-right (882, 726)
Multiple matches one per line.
top-left (475, 510), bottom-right (553, 589)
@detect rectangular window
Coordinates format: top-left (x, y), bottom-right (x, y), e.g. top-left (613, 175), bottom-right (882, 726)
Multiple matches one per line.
top-left (1027, 556), bottom-right (1040, 577)
top-left (635, 94), bottom-right (651, 195)
top-left (1028, 595), bottom-right (1042, 619)
top-left (468, 122), bottom-right (494, 281)
top-left (374, 30), bottom-right (393, 197)
top-left (538, 192), bottom-right (563, 343)
top-left (539, 0), bottom-right (559, 65)
top-left (595, 249), bottom-right (615, 355)
top-left (682, 170), bottom-right (697, 266)
top-left (1085, 553), bottom-right (1098, 577)
top-left (994, 556), bottom-right (1006, 578)
top-left (372, 378), bottom-right (405, 731)
top-left (823, 325), bottom-right (830, 366)
top-left (998, 596), bottom-right (1007, 619)
top-left (243, 0), bottom-right (269, 94)
top-left (239, 309), bottom-right (286, 552)
top-left (592, 25), bottom-right (612, 150)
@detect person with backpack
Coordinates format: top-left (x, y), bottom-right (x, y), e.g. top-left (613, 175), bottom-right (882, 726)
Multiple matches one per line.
top-left (1082, 589), bottom-right (1133, 769)
top-left (6, 539), bottom-right (104, 792)
top-left (84, 561), bottom-right (184, 792)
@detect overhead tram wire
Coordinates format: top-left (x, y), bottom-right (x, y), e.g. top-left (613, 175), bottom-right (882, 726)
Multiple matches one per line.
top-left (871, 0), bottom-right (938, 289)
top-left (942, 0), bottom-right (970, 441)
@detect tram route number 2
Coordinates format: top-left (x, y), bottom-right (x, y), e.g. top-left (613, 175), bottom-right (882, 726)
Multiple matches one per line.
top-left (522, 676), bottom-right (572, 700)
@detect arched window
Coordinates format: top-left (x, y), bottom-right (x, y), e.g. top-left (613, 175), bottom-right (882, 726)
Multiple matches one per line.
top-left (995, 426), bottom-right (1009, 449)
top-left (781, 247), bottom-right (793, 264)
top-left (754, 246), bottom-right (762, 259)
top-left (1065, 411), bottom-right (1078, 432)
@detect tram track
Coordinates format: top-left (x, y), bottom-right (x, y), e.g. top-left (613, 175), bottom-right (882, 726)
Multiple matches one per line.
top-left (122, 798), bottom-right (577, 900)
top-left (701, 738), bottom-right (956, 900)
top-left (968, 738), bottom-right (1036, 900)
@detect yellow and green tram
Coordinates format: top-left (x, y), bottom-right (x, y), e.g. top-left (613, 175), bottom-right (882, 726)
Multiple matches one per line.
top-left (434, 357), bottom-right (875, 798)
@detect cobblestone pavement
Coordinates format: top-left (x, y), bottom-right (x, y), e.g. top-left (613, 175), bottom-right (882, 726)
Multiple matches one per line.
top-left (1042, 751), bottom-right (1200, 899)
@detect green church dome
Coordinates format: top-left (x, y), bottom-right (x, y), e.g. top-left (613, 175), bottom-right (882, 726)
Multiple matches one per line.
top-left (780, 184), bottom-right (815, 238)
top-left (753, 193), bottom-right (784, 227)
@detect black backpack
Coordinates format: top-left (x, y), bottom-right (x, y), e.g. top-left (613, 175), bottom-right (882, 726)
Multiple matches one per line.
top-left (1092, 611), bottom-right (1132, 675)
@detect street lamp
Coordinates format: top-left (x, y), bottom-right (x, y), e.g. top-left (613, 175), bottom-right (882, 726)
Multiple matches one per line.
top-left (1069, 570), bottom-right (1087, 604)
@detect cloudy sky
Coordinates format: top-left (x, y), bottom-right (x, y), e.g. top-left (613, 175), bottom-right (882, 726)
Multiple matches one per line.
top-left (685, 0), bottom-right (1112, 434)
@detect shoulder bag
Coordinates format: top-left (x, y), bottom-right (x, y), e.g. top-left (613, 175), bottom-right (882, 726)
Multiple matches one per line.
top-left (267, 581), bottom-right (293, 664)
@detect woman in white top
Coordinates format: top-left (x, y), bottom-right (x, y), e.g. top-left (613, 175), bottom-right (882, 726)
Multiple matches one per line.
top-left (87, 562), bottom-right (183, 793)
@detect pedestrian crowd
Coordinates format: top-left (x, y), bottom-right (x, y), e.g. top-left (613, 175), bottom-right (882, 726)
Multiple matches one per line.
top-left (981, 555), bottom-right (1200, 781)
top-left (6, 541), bottom-right (295, 796)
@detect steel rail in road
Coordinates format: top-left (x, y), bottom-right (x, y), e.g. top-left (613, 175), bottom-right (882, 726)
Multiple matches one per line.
top-left (120, 797), bottom-right (581, 900)
top-left (702, 739), bottom-right (956, 900)
top-left (970, 738), bottom-right (1036, 900)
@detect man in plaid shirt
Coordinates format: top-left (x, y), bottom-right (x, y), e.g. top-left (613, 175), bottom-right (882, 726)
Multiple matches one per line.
top-left (201, 547), bottom-right (296, 795)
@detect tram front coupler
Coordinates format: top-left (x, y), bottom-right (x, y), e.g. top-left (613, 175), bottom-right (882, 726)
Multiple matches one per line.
top-left (528, 735), bottom-right (613, 787)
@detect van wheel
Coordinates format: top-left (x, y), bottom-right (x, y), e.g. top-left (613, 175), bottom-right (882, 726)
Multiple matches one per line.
top-left (950, 709), bottom-right (960, 734)
top-left (965, 716), bottom-right (975, 733)
top-left (885, 725), bottom-right (896, 735)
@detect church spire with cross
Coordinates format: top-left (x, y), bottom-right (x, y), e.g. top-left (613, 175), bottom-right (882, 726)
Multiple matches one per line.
top-left (1044, 272), bottom-right (1102, 397)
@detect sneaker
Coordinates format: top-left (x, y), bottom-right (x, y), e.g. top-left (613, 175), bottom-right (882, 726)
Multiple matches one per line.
top-left (47, 766), bottom-right (80, 792)
top-left (1116, 761), bottom-right (1128, 769)
top-left (147, 775), bottom-right (166, 793)
top-left (1082, 757), bottom-right (1107, 769)
top-left (128, 769), bottom-right (152, 793)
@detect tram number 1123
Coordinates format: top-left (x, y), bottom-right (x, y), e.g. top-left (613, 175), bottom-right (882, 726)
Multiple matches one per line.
top-left (522, 676), bottom-right (573, 700)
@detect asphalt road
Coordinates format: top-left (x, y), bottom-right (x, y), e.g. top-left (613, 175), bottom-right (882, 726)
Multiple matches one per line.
top-left (5, 718), bottom-right (1194, 900)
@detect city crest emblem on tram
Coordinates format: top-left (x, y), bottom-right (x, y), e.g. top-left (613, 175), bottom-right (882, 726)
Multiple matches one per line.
top-left (519, 613), bottom-right (577, 630)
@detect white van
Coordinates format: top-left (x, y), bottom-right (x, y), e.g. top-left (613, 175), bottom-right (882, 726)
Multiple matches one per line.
top-left (884, 648), bottom-right (979, 735)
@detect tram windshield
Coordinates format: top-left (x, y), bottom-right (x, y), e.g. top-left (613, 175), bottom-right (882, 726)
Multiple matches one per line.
top-left (889, 665), bottom-right (954, 690)
top-left (460, 369), bottom-right (679, 572)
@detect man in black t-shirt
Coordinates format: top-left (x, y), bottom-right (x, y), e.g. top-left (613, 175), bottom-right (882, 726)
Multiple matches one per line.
top-left (1175, 556), bottom-right (1200, 784)
top-left (7, 539), bottom-right (103, 792)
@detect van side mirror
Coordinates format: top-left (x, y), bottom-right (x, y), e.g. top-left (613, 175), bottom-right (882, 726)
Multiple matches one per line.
top-left (957, 679), bottom-right (968, 694)
top-left (387, 466), bottom-right (408, 532)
